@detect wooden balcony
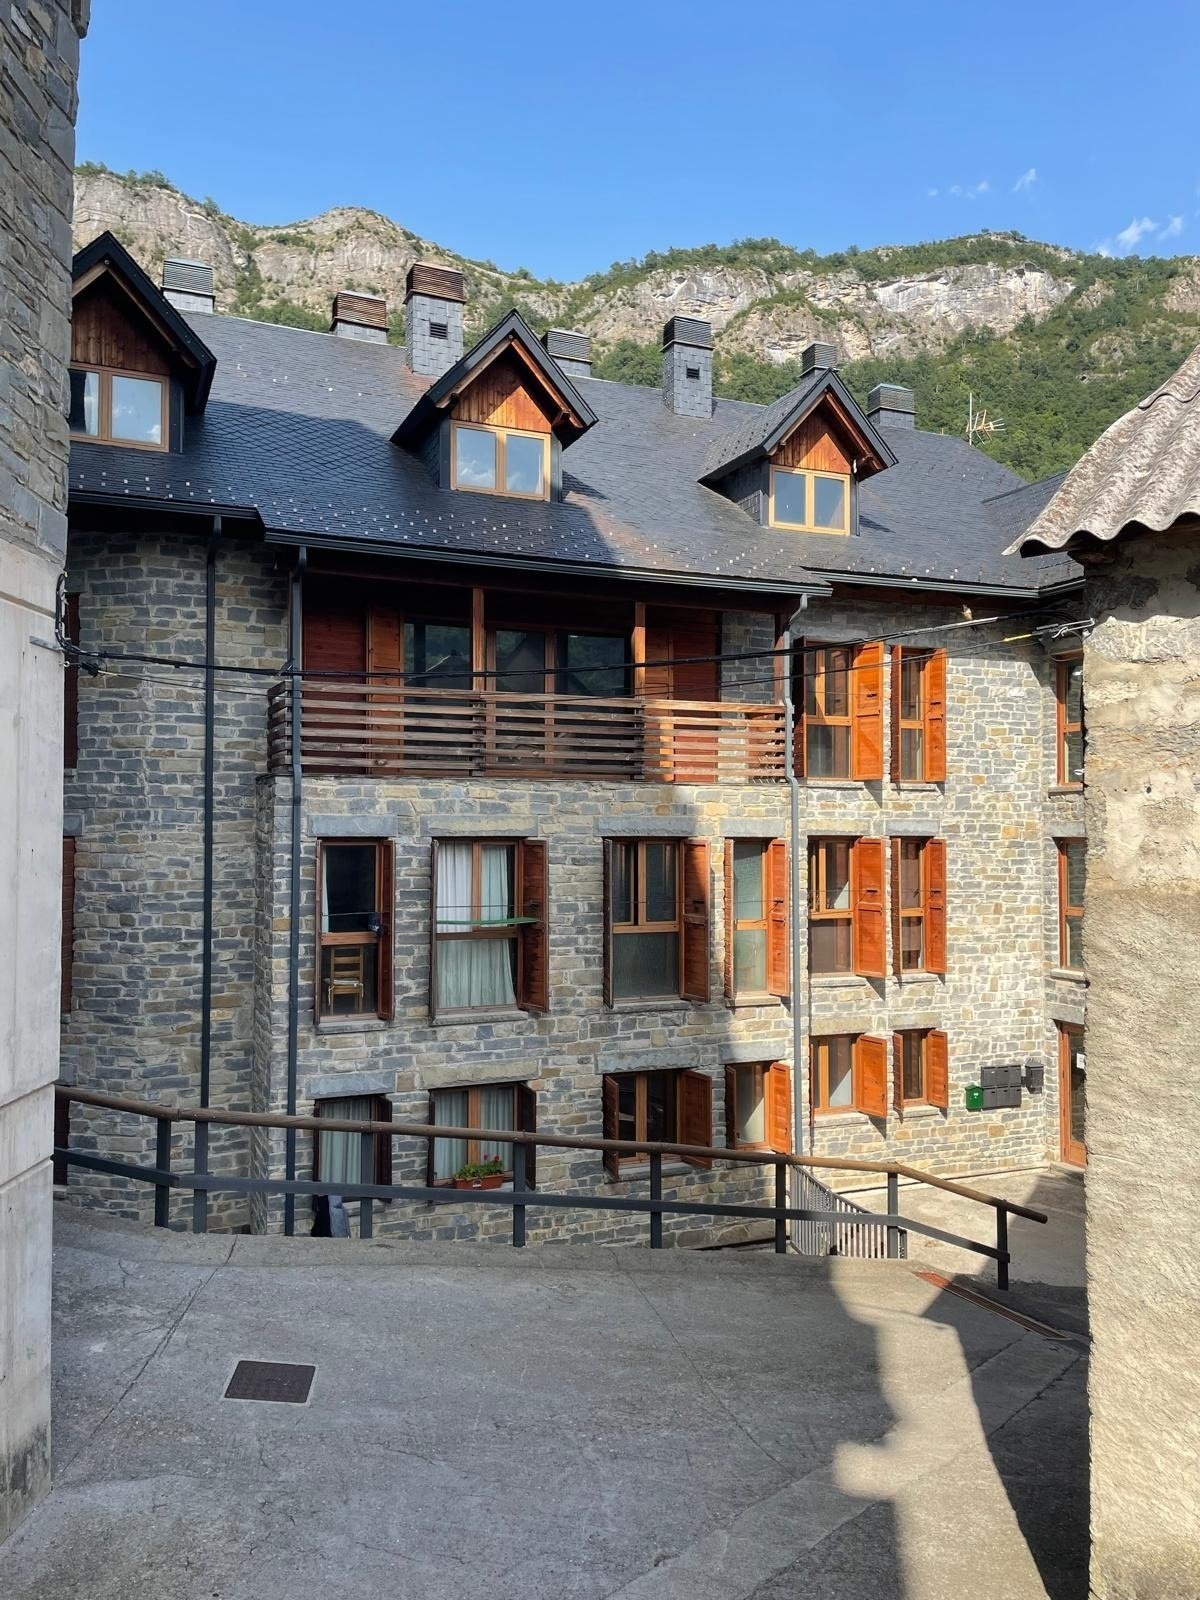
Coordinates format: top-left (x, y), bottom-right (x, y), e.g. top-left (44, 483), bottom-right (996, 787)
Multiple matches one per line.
top-left (266, 681), bottom-right (787, 784)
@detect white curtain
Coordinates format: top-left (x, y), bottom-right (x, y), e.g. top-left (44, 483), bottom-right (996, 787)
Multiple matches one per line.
top-left (318, 1096), bottom-right (374, 1186)
top-left (480, 1085), bottom-right (514, 1165)
top-left (433, 1089), bottom-right (469, 1181)
top-left (436, 843), bottom-right (516, 1009)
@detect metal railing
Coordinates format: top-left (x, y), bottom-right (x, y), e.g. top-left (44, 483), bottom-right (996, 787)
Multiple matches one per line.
top-left (265, 681), bottom-right (788, 784)
top-left (793, 1168), bottom-right (907, 1260)
top-left (54, 1086), bottom-right (1046, 1289)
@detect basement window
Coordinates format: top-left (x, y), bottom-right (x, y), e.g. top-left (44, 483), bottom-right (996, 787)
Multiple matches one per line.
top-left (451, 422), bottom-right (550, 500)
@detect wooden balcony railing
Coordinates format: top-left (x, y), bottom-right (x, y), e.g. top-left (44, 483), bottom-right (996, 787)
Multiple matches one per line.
top-left (266, 681), bottom-right (788, 784)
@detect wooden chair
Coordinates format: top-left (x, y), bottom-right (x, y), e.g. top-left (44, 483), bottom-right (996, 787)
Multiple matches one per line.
top-left (325, 946), bottom-right (366, 1013)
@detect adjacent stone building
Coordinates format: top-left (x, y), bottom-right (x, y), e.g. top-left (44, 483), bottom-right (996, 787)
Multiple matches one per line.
top-left (0, 0), bottom-right (89, 1543)
top-left (1013, 349), bottom-right (1200, 1599)
top-left (59, 233), bottom-right (1087, 1246)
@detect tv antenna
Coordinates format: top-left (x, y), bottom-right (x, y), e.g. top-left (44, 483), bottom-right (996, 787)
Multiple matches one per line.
top-left (967, 391), bottom-right (1006, 443)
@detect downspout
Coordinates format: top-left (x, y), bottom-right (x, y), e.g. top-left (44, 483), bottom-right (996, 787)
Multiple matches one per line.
top-left (782, 597), bottom-right (809, 1246)
top-left (284, 545), bottom-right (307, 1236)
top-left (194, 515), bottom-right (221, 1232)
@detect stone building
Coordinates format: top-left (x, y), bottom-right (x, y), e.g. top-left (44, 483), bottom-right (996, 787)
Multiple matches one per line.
top-left (1013, 349), bottom-right (1200, 1600)
top-left (59, 234), bottom-right (1088, 1244)
top-left (0, 0), bottom-right (89, 1543)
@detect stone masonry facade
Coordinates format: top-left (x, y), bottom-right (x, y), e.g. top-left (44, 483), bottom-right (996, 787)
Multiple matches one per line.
top-left (1, 0), bottom-right (88, 1544)
top-left (59, 532), bottom-right (1082, 1243)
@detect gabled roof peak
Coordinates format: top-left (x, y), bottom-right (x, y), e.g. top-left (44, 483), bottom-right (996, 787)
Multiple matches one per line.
top-left (699, 367), bottom-right (895, 486)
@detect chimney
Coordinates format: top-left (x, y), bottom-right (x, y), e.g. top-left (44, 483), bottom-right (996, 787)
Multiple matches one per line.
top-left (162, 258), bottom-right (215, 315)
top-left (662, 315), bottom-right (712, 418)
top-left (404, 262), bottom-right (465, 377)
top-left (800, 341), bottom-right (837, 375)
top-left (541, 328), bottom-right (591, 380)
top-left (867, 382), bottom-right (916, 430)
top-left (330, 290), bottom-right (388, 343)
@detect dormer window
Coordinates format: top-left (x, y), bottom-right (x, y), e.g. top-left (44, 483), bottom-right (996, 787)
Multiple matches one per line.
top-left (69, 366), bottom-right (167, 450)
top-left (768, 465), bottom-right (849, 534)
top-left (451, 422), bottom-right (549, 500)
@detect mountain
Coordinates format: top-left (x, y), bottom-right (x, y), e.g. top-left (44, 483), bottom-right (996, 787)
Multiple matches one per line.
top-left (74, 165), bottom-right (1200, 481)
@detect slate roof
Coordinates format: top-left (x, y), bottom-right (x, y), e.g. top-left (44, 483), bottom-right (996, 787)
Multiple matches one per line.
top-left (1011, 343), bottom-right (1200, 555)
top-left (67, 305), bottom-right (1077, 596)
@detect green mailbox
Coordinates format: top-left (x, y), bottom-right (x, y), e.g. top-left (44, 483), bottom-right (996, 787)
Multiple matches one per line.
top-left (965, 1084), bottom-right (984, 1112)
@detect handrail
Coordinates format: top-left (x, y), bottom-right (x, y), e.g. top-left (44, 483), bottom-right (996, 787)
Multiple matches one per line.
top-left (55, 1085), bottom-right (1048, 1228)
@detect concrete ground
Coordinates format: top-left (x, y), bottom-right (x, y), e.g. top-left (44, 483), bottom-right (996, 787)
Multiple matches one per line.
top-left (0, 1201), bottom-right (1088, 1600)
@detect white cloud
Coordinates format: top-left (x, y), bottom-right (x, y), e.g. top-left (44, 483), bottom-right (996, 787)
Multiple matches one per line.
top-left (941, 179), bottom-right (990, 201)
top-left (1012, 167), bottom-right (1038, 192)
top-left (927, 187), bottom-right (939, 198)
top-left (1159, 214), bottom-right (1184, 241)
top-left (1115, 216), bottom-right (1157, 251)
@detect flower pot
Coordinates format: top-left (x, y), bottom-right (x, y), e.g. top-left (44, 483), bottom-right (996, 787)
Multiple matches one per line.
top-left (452, 1174), bottom-right (504, 1190)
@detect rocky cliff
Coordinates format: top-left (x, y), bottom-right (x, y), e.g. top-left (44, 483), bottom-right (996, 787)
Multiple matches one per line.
top-left (73, 166), bottom-right (1200, 479)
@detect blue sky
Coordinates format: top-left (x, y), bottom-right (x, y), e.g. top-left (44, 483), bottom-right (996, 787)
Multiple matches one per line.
top-left (78, 0), bottom-right (1200, 279)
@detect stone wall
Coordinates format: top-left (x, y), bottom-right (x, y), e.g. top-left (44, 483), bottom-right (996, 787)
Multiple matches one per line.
top-left (0, 0), bottom-right (88, 1544)
top-left (1079, 528), bottom-right (1200, 1600)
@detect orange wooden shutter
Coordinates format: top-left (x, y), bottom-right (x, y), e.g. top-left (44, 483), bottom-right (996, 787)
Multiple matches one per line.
top-left (926, 1030), bottom-right (950, 1110)
top-left (517, 838), bottom-right (549, 1012)
top-left (850, 639), bottom-right (884, 780)
top-left (61, 836), bottom-right (76, 1013)
top-left (888, 644), bottom-right (902, 782)
top-left (314, 840), bottom-right (326, 1023)
top-left (924, 649), bottom-right (947, 782)
top-left (427, 838), bottom-right (440, 1020)
top-left (723, 843), bottom-right (735, 1002)
top-left (723, 1064), bottom-right (738, 1147)
top-left (767, 838), bottom-right (790, 997)
top-left (643, 625), bottom-right (673, 699)
top-left (601, 1074), bottom-right (621, 1178)
top-left (601, 839), bottom-right (614, 1008)
top-left (892, 1033), bottom-right (904, 1120)
top-left (854, 1035), bottom-right (888, 1119)
top-left (377, 840), bottom-right (395, 1021)
top-left (678, 1069), bottom-right (712, 1167)
top-left (669, 611), bottom-right (719, 702)
top-left (517, 1082), bottom-right (537, 1189)
top-left (767, 1062), bottom-right (792, 1154)
top-left (889, 838), bottom-right (902, 976)
top-left (924, 838), bottom-right (947, 973)
top-left (681, 839), bottom-right (711, 1002)
top-left (303, 592), bottom-right (366, 675)
top-left (851, 838), bottom-right (886, 978)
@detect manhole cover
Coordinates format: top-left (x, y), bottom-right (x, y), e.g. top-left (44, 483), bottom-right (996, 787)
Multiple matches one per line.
top-left (224, 1360), bottom-right (315, 1404)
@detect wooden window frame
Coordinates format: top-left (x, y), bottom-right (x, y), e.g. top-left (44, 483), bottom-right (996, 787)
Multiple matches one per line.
top-left (768, 465), bottom-right (850, 534)
top-left (890, 646), bottom-right (947, 783)
top-left (808, 837), bottom-right (852, 974)
top-left (313, 1093), bottom-right (393, 1186)
top-left (1057, 838), bottom-right (1085, 971)
top-left (896, 1030), bottom-right (929, 1107)
top-left (430, 837), bottom-right (526, 1019)
top-left (314, 838), bottom-right (394, 1024)
top-left (601, 1068), bottom-right (712, 1175)
top-left (1055, 654), bottom-right (1085, 787)
top-left (450, 420), bottom-right (551, 501)
top-left (68, 364), bottom-right (169, 452)
top-left (726, 838), bottom-right (767, 1002)
top-left (608, 838), bottom-right (684, 1002)
top-left (428, 1082), bottom-right (518, 1186)
top-left (803, 644), bottom-right (853, 778)
top-left (486, 621), bottom-right (631, 696)
top-left (891, 836), bottom-right (946, 976)
top-left (891, 1028), bottom-right (950, 1115)
top-left (795, 639), bottom-right (884, 782)
top-left (724, 1061), bottom-right (791, 1153)
top-left (810, 1034), bottom-right (891, 1118)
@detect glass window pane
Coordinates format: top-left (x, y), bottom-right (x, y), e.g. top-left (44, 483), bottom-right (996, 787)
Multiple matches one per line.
top-left (813, 475), bottom-right (846, 530)
top-left (773, 469), bottom-right (807, 526)
top-left (110, 375), bottom-right (163, 444)
top-left (822, 841), bottom-right (851, 911)
top-left (317, 1096), bottom-right (376, 1185)
top-left (455, 426), bottom-right (497, 489)
top-left (644, 842), bottom-right (677, 923)
top-left (1065, 842), bottom-right (1086, 907)
top-left (69, 369), bottom-right (99, 435)
top-left (613, 931), bottom-right (679, 998)
top-left (899, 842), bottom-right (922, 909)
top-left (320, 944), bottom-right (376, 1015)
top-left (902, 1036), bottom-right (924, 1100)
top-left (734, 928), bottom-right (768, 993)
top-left (404, 622), bottom-right (472, 689)
top-left (505, 432), bottom-right (545, 496)
top-left (900, 727), bottom-right (924, 780)
top-left (809, 920), bottom-right (851, 974)
top-left (479, 1084), bottom-right (515, 1166)
top-left (494, 629), bottom-right (548, 694)
top-left (436, 936), bottom-right (517, 1010)
top-left (807, 723), bottom-right (850, 778)
top-left (900, 656), bottom-right (924, 721)
top-left (1066, 915), bottom-right (1084, 971)
top-left (1064, 661), bottom-right (1083, 725)
top-left (617, 1076), bottom-right (637, 1142)
top-left (735, 1065), bottom-right (765, 1144)
top-left (900, 920), bottom-right (924, 972)
top-left (433, 1089), bottom-right (469, 1180)
top-left (560, 633), bottom-right (627, 697)
top-left (1064, 729), bottom-right (1084, 783)
top-left (822, 649), bottom-right (850, 716)
top-left (612, 842), bottom-right (636, 925)
top-left (322, 844), bottom-right (377, 933)
top-left (827, 1040), bottom-right (853, 1107)
top-left (732, 840), bottom-right (765, 922)
top-left (644, 1073), bottom-right (676, 1142)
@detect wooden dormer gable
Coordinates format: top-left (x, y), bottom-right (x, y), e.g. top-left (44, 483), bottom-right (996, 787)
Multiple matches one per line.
top-left (772, 400), bottom-right (858, 475)
top-left (71, 231), bottom-right (216, 416)
top-left (450, 346), bottom-right (563, 435)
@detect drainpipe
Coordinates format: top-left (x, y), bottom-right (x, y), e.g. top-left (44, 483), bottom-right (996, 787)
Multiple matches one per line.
top-left (193, 516), bottom-right (221, 1233)
top-left (284, 546), bottom-right (307, 1236)
top-left (782, 598), bottom-right (809, 1245)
